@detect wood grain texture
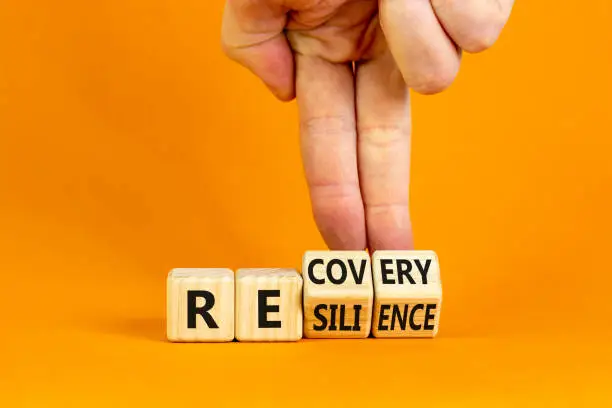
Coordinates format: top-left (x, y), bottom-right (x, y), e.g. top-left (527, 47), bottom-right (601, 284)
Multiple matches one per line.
top-left (371, 250), bottom-right (442, 338)
top-left (302, 251), bottom-right (373, 338)
top-left (235, 268), bottom-right (303, 342)
top-left (166, 268), bottom-right (234, 342)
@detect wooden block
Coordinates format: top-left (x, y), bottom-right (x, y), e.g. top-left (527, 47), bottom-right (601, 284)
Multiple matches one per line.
top-left (371, 251), bottom-right (442, 338)
top-left (302, 251), bottom-right (373, 338)
top-left (166, 268), bottom-right (234, 342)
top-left (235, 268), bottom-right (303, 342)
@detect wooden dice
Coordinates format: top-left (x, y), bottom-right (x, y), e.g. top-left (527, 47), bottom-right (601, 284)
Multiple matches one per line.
top-left (235, 268), bottom-right (303, 342)
top-left (166, 268), bottom-right (234, 342)
top-left (166, 250), bottom-right (442, 342)
top-left (371, 251), bottom-right (442, 338)
top-left (302, 251), bottom-right (373, 338)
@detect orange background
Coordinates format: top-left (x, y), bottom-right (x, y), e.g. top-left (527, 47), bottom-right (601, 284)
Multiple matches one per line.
top-left (1, 1), bottom-right (611, 406)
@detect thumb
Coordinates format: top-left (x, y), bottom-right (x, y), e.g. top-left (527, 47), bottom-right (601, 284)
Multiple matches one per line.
top-left (221, 0), bottom-right (295, 101)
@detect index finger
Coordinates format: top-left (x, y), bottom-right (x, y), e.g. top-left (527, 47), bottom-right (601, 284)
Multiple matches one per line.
top-left (296, 54), bottom-right (367, 250)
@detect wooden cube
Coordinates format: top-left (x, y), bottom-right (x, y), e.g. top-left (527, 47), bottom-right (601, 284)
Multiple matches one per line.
top-left (235, 268), bottom-right (303, 342)
top-left (371, 251), bottom-right (442, 338)
top-left (302, 251), bottom-right (373, 338)
top-left (166, 268), bottom-right (234, 342)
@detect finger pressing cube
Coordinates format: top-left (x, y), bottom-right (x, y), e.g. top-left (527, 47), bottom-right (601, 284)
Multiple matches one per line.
top-left (371, 251), bottom-right (442, 338)
top-left (235, 268), bottom-right (303, 342)
top-left (302, 251), bottom-right (373, 338)
top-left (166, 268), bottom-right (234, 342)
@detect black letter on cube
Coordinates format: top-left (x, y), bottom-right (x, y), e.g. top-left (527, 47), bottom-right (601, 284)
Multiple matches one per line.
top-left (258, 290), bottom-right (282, 328)
top-left (187, 290), bottom-right (218, 329)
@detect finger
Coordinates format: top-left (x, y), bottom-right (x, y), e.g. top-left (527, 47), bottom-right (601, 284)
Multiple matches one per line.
top-left (356, 51), bottom-right (413, 251)
top-left (432, 0), bottom-right (515, 53)
top-left (379, 0), bottom-right (461, 95)
top-left (221, 0), bottom-right (295, 101)
top-left (296, 54), bottom-right (366, 250)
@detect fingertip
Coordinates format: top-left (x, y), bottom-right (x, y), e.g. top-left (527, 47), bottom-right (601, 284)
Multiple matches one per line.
top-left (366, 205), bottom-right (414, 252)
top-left (266, 82), bottom-right (296, 102)
top-left (313, 197), bottom-right (368, 250)
top-left (308, 182), bottom-right (367, 251)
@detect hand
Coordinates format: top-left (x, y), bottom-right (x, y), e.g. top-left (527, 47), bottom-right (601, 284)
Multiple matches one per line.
top-left (221, 0), bottom-right (513, 251)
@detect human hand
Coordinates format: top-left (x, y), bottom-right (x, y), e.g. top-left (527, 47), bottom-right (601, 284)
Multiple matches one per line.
top-left (221, 0), bottom-right (514, 251)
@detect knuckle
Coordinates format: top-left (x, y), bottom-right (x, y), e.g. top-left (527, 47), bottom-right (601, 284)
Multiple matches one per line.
top-left (310, 182), bottom-right (362, 203)
top-left (432, 0), bottom-right (509, 53)
top-left (458, 2), bottom-right (508, 53)
top-left (461, 35), bottom-right (496, 54)
top-left (411, 66), bottom-right (458, 95)
top-left (300, 115), bottom-right (355, 138)
top-left (460, 19), bottom-right (505, 53)
top-left (358, 125), bottom-right (410, 149)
